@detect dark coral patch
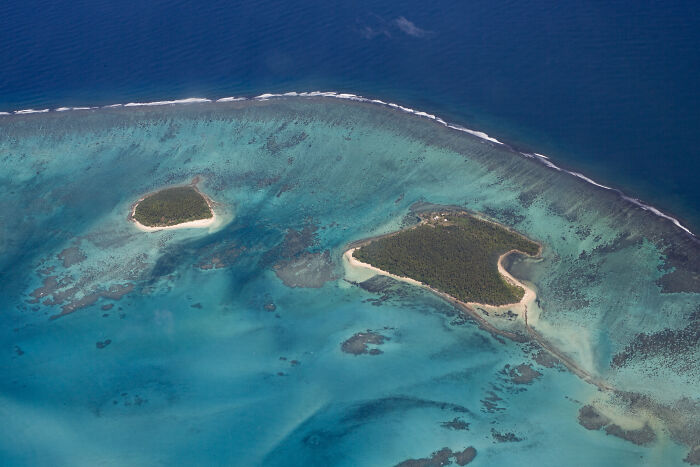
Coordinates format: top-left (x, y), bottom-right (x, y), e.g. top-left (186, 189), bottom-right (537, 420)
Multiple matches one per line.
top-left (502, 363), bottom-right (542, 384)
top-left (52, 283), bottom-right (134, 319)
top-left (341, 330), bottom-right (388, 355)
top-left (685, 446), bottom-right (700, 465)
top-left (394, 446), bottom-right (477, 467)
top-left (96, 339), bottom-right (112, 349)
top-left (194, 241), bottom-right (244, 270)
top-left (577, 405), bottom-right (656, 446)
top-left (440, 417), bottom-right (470, 431)
top-left (604, 423), bottom-right (656, 446)
top-left (578, 405), bottom-right (610, 430)
top-left (57, 245), bottom-right (87, 268)
top-left (491, 428), bottom-right (523, 443)
top-left (453, 447), bottom-right (477, 466)
top-left (532, 349), bottom-right (561, 368)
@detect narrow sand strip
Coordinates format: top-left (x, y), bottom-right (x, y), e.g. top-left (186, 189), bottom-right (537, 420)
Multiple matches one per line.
top-left (131, 214), bottom-right (217, 232)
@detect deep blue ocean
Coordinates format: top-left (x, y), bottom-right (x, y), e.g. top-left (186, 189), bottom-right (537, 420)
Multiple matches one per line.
top-left (1, 0), bottom-right (699, 231)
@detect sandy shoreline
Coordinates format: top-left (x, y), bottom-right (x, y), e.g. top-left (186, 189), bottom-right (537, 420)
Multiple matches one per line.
top-left (131, 214), bottom-right (217, 232)
top-left (343, 247), bottom-right (536, 313)
top-left (128, 183), bottom-right (218, 232)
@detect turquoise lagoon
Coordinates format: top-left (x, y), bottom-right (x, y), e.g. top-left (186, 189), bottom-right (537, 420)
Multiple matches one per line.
top-left (0, 98), bottom-right (698, 466)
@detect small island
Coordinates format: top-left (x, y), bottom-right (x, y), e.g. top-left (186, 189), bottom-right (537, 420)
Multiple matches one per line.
top-left (130, 184), bottom-right (215, 231)
top-left (349, 211), bottom-right (540, 307)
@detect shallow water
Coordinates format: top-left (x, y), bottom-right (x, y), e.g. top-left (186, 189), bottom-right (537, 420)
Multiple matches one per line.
top-left (0, 98), bottom-right (698, 465)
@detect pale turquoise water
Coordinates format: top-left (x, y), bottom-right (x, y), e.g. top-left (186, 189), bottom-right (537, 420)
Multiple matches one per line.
top-left (0, 98), bottom-right (697, 465)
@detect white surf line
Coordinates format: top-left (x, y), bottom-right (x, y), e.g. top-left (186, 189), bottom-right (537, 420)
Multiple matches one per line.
top-left (523, 152), bottom-right (694, 235)
top-left (620, 195), bottom-right (694, 236)
top-left (55, 106), bottom-right (96, 112)
top-left (0, 91), bottom-right (694, 238)
top-left (216, 97), bottom-right (247, 102)
top-left (253, 92), bottom-right (508, 144)
top-left (14, 108), bottom-right (49, 114)
top-left (123, 97), bottom-right (212, 107)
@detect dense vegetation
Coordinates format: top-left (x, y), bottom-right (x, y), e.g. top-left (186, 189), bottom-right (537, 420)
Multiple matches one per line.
top-left (133, 186), bottom-right (212, 227)
top-left (354, 212), bottom-right (540, 306)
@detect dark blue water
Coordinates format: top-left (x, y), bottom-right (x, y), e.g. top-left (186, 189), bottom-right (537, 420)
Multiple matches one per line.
top-left (2, 0), bottom-right (700, 229)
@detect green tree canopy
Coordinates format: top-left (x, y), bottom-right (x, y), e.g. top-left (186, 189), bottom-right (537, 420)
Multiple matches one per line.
top-left (133, 186), bottom-right (212, 227)
top-left (354, 213), bottom-right (539, 306)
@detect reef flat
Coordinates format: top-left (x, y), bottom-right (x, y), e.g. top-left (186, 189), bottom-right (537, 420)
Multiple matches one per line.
top-left (0, 97), bottom-right (698, 465)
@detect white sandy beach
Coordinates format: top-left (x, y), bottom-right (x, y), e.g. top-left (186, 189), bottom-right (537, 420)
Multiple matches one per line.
top-left (492, 249), bottom-right (536, 311)
top-left (343, 247), bottom-right (537, 314)
top-left (131, 214), bottom-right (218, 232)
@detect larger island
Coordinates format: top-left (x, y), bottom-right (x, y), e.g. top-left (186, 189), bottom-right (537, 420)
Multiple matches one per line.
top-left (349, 211), bottom-right (541, 307)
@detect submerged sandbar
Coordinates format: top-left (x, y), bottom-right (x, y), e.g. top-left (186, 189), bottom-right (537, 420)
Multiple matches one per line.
top-left (130, 183), bottom-right (215, 232)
